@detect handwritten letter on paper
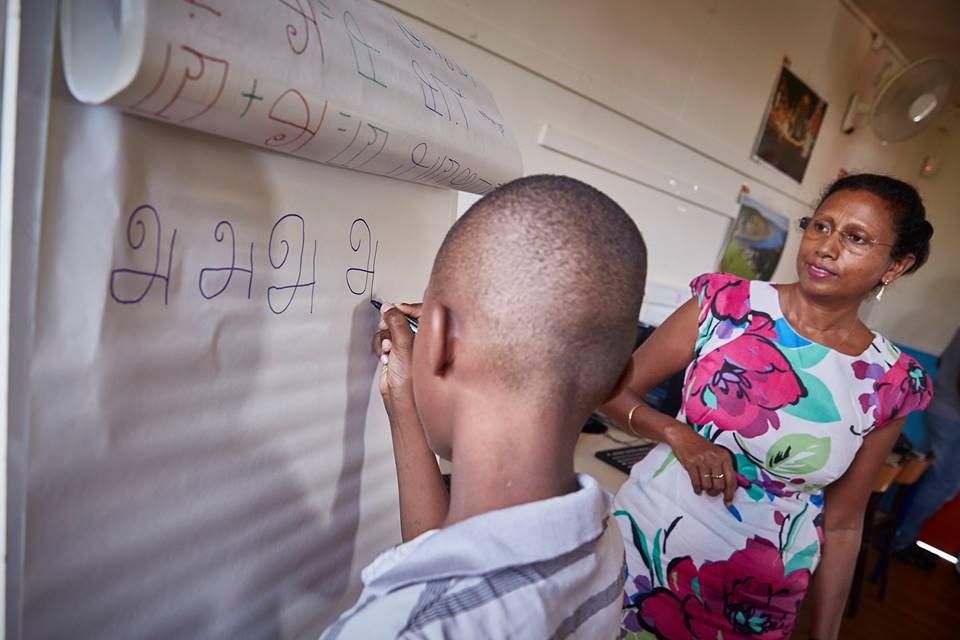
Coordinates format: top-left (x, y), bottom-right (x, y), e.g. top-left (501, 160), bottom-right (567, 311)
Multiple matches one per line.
top-left (60, 0), bottom-right (523, 193)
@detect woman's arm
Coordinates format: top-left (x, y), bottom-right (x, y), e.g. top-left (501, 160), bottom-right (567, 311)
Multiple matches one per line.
top-left (809, 417), bottom-right (905, 639)
top-left (599, 297), bottom-right (698, 441)
top-left (599, 297), bottom-right (737, 504)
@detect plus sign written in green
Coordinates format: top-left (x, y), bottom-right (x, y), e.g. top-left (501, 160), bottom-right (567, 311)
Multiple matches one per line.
top-left (240, 79), bottom-right (263, 117)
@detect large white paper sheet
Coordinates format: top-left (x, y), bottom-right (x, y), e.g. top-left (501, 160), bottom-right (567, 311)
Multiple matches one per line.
top-left (59, 0), bottom-right (522, 194)
top-left (24, 63), bottom-right (454, 638)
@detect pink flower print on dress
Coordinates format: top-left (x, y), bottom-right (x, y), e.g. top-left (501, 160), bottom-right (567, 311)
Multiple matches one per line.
top-left (853, 356), bottom-right (932, 428)
top-left (685, 334), bottom-right (806, 438)
top-left (635, 537), bottom-right (810, 639)
top-left (745, 311), bottom-right (777, 340)
top-left (692, 272), bottom-right (751, 324)
top-left (852, 360), bottom-right (885, 423)
top-left (896, 361), bottom-right (933, 414)
top-left (628, 556), bottom-right (700, 639)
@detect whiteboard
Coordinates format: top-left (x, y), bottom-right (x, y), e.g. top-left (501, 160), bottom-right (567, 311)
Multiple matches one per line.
top-left (21, 43), bottom-right (458, 640)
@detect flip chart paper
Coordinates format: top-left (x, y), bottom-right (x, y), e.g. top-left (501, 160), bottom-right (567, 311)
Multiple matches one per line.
top-left (24, 59), bottom-right (454, 640)
top-left (60, 0), bottom-right (523, 194)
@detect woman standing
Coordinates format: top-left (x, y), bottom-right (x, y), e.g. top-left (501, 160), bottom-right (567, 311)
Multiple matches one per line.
top-left (604, 174), bottom-right (934, 640)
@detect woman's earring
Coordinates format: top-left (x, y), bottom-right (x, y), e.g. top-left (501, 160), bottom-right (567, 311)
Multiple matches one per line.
top-left (876, 280), bottom-right (889, 301)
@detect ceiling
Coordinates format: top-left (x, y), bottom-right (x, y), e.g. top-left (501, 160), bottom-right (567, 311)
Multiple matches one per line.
top-left (851, 0), bottom-right (960, 68)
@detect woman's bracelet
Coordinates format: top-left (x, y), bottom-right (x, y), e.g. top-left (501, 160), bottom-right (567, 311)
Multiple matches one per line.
top-left (626, 404), bottom-right (643, 437)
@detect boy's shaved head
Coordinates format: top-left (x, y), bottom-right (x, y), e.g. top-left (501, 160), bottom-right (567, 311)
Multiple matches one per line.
top-left (431, 175), bottom-right (647, 413)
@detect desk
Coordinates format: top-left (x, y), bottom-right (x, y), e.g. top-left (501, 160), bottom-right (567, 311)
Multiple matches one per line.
top-left (574, 432), bottom-right (635, 494)
top-left (437, 431), bottom-right (636, 496)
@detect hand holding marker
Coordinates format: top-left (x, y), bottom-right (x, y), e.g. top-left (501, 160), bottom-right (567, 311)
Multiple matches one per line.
top-left (371, 299), bottom-right (418, 335)
top-left (372, 300), bottom-right (419, 391)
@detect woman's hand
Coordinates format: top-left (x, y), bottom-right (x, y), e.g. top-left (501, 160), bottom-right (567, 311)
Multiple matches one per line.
top-left (372, 303), bottom-right (422, 408)
top-left (664, 421), bottom-right (737, 505)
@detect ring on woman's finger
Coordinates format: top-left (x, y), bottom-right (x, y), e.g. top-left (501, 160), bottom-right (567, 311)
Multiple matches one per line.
top-left (702, 472), bottom-right (725, 479)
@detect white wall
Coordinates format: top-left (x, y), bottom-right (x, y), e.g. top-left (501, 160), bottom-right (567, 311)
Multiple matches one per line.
top-left (382, 0), bottom-right (959, 353)
top-left (865, 127), bottom-right (960, 354)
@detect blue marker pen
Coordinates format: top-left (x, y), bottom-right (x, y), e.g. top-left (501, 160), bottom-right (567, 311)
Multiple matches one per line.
top-left (371, 299), bottom-right (418, 335)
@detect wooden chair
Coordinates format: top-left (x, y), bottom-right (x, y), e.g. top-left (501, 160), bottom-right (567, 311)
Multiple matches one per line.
top-left (846, 455), bottom-right (932, 618)
top-left (846, 456), bottom-right (901, 618)
top-left (869, 456), bottom-right (932, 600)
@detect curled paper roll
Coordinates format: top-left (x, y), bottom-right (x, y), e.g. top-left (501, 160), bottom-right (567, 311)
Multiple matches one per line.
top-left (60, 0), bottom-right (523, 194)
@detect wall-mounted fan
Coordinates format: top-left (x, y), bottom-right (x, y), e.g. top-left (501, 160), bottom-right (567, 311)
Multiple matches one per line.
top-left (842, 57), bottom-right (957, 142)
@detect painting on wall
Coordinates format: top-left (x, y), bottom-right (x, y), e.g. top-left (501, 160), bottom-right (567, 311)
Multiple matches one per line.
top-left (753, 66), bottom-right (827, 183)
top-left (718, 195), bottom-right (789, 281)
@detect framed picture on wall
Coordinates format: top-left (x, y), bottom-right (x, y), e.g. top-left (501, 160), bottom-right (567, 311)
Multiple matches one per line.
top-left (752, 66), bottom-right (827, 183)
top-left (718, 194), bottom-right (789, 281)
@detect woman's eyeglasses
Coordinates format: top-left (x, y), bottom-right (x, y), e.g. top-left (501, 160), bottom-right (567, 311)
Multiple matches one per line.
top-left (797, 217), bottom-right (893, 255)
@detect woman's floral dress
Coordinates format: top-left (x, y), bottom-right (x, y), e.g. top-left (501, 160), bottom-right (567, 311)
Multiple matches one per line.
top-left (614, 273), bottom-right (932, 640)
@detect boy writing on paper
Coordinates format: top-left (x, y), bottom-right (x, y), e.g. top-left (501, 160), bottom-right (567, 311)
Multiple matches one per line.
top-left (321, 175), bottom-right (647, 639)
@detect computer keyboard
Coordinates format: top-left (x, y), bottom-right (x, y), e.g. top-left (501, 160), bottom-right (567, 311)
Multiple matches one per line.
top-left (594, 443), bottom-right (657, 474)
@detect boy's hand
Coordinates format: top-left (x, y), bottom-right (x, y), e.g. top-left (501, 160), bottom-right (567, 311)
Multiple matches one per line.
top-left (373, 303), bottom-right (422, 408)
top-left (371, 301), bottom-right (448, 541)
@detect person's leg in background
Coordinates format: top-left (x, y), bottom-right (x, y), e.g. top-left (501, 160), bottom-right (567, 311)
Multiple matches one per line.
top-left (893, 411), bottom-right (960, 569)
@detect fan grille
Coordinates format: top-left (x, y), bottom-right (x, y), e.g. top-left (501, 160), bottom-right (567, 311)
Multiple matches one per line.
top-left (872, 58), bottom-right (957, 142)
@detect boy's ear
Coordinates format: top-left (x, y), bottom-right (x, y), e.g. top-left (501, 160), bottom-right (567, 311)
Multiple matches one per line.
top-left (602, 357), bottom-right (635, 404)
top-left (424, 302), bottom-right (455, 376)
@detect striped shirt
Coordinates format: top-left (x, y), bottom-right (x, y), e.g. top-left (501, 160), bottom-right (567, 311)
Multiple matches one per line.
top-left (321, 474), bottom-right (625, 639)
